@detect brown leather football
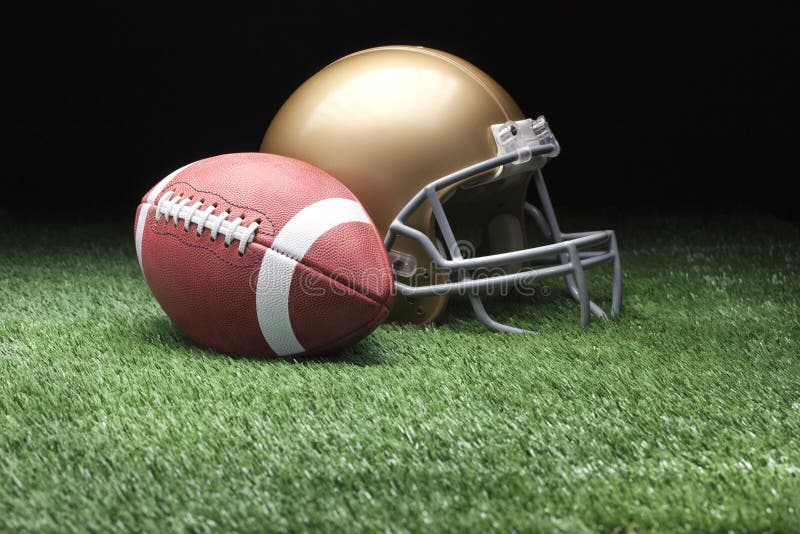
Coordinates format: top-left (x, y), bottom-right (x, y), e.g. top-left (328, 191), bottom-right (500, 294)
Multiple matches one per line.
top-left (134, 153), bottom-right (393, 358)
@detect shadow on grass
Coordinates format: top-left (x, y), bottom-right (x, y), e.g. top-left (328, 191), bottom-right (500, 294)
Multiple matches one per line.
top-left (135, 314), bottom-right (389, 367)
top-left (437, 285), bottom-right (627, 334)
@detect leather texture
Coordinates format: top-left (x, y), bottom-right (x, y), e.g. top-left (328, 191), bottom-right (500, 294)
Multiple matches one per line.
top-left (135, 153), bottom-right (394, 358)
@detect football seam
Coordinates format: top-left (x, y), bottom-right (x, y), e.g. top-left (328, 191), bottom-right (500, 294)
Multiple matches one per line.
top-left (292, 264), bottom-right (393, 354)
top-left (262, 241), bottom-right (394, 309)
top-left (149, 224), bottom-right (263, 269)
top-left (146, 223), bottom-right (392, 309)
top-left (300, 304), bottom-right (390, 358)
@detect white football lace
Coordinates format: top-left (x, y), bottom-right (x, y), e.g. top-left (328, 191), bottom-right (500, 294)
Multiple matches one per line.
top-left (156, 192), bottom-right (259, 255)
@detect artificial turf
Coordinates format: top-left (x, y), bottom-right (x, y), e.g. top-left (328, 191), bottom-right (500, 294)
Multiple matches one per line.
top-left (1, 210), bottom-right (798, 532)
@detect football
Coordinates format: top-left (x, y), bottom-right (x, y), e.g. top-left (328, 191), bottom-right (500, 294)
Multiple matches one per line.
top-left (134, 153), bottom-right (394, 358)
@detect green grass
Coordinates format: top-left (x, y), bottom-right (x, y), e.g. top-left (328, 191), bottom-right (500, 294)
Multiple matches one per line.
top-left (1, 211), bottom-right (799, 532)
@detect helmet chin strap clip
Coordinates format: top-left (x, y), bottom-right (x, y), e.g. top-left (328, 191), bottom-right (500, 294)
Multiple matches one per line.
top-left (388, 249), bottom-right (417, 278)
top-left (491, 116), bottom-right (561, 165)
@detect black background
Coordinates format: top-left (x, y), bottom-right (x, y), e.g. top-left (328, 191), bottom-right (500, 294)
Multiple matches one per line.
top-left (2, 3), bottom-right (795, 219)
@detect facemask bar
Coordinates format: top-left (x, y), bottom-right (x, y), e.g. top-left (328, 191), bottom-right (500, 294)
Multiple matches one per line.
top-left (384, 117), bottom-right (622, 333)
top-left (526, 172), bottom-right (622, 322)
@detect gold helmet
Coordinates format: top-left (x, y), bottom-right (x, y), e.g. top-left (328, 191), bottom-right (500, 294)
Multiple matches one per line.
top-left (261, 45), bottom-right (621, 333)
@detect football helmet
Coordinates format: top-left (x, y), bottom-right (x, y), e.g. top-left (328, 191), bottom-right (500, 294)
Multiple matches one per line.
top-left (261, 45), bottom-right (621, 333)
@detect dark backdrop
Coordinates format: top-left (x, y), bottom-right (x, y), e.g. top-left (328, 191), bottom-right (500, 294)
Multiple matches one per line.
top-left (2, 3), bottom-right (795, 219)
